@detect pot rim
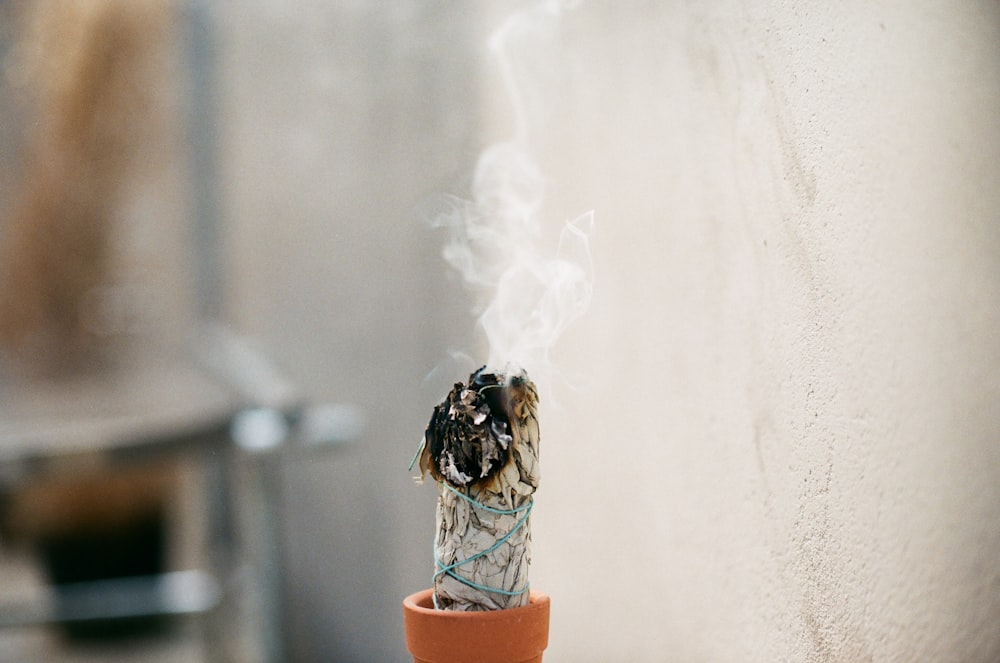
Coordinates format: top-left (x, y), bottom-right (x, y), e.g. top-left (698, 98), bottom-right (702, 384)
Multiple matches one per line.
top-left (403, 588), bottom-right (549, 617)
top-left (403, 588), bottom-right (550, 663)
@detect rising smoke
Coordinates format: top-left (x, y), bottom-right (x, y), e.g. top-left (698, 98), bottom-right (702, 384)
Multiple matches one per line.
top-left (431, 1), bottom-right (594, 393)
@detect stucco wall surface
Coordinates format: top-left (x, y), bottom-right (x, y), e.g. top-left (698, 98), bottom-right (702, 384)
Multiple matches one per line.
top-left (518, 2), bottom-right (1000, 661)
top-left (217, 1), bottom-right (999, 661)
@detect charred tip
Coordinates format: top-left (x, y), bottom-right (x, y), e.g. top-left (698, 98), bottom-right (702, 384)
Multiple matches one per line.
top-left (423, 366), bottom-right (533, 488)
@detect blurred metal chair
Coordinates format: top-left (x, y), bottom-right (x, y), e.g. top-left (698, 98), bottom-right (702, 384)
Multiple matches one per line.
top-left (0, 325), bottom-right (363, 662)
top-left (0, 2), bottom-right (363, 660)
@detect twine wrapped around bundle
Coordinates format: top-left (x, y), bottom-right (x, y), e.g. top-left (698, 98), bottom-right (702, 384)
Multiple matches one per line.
top-left (414, 366), bottom-right (539, 611)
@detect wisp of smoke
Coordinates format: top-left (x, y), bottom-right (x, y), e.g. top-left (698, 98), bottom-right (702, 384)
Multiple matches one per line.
top-left (472, 146), bottom-right (593, 373)
top-left (430, 0), bottom-right (593, 395)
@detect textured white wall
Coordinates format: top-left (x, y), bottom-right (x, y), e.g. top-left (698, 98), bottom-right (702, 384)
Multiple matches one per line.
top-left (506, 2), bottom-right (1000, 661)
top-left (217, 1), bottom-right (999, 660)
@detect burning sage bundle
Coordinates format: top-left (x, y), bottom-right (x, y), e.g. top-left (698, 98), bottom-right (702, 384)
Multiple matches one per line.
top-left (413, 366), bottom-right (539, 611)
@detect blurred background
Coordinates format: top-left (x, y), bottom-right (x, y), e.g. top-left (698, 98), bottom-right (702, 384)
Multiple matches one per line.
top-left (1, 1), bottom-right (999, 662)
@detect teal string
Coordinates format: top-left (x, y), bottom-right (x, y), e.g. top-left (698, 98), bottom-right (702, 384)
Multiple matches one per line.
top-left (407, 437), bottom-right (425, 472)
top-left (442, 481), bottom-right (532, 515)
top-left (433, 483), bottom-right (533, 598)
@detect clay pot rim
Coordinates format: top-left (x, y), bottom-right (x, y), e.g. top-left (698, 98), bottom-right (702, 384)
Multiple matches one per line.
top-left (403, 588), bottom-right (550, 618)
top-left (403, 588), bottom-right (551, 663)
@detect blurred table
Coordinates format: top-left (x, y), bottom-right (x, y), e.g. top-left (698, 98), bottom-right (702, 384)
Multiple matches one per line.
top-left (0, 358), bottom-right (238, 479)
top-left (0, 336), bottom-right (299, 663)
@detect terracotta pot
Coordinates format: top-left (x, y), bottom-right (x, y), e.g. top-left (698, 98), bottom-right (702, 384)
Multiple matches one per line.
top-left (402, 588), bottom-right (550, 663)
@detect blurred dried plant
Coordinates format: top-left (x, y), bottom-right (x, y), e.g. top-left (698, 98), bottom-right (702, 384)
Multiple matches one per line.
top-left (0, 0), bottom-right (171, 375)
